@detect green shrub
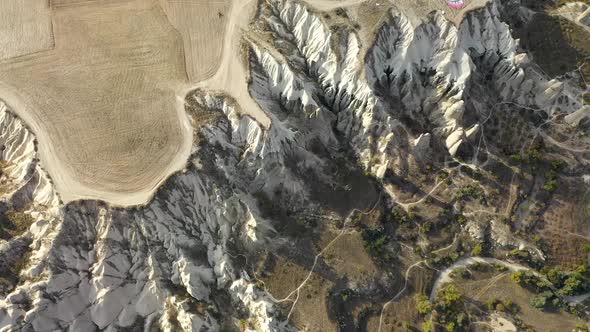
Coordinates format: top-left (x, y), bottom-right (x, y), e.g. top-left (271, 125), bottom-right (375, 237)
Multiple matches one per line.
top-left (445, 322), bottom-right (456, 332)
top-left (421, 320), bottom-right (433, 332)
top-left (438, 284), bottom-right (462, 306)
top-left (530, 292), bottom-right (550, 309)
top-left (471, 244), bottom-right (483, 256)
top-left (415, 293), bottom-right (432, 315)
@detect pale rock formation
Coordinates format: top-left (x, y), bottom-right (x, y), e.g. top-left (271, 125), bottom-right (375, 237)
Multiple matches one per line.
top-left (0, 0), bottom-right (587, 330)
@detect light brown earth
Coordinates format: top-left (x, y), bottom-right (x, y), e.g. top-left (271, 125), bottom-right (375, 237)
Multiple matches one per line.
top-left (0, 0), bottom-right (194, 205)
top-left (159, 0), bottom-right (230, 82)
top-left (0, 0), bottom-right (54, 60)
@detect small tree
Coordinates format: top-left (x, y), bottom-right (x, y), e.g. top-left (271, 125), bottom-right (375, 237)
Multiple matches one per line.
top-left (471, 243), bottom-right (483, 256)
top-left (445, 322), bottom-right (456, 332)
top-left (530, 292), bottom-right (552, 310)
top-left (486, 297), bottom-right (499, 311)
top-left (421, 320), bottom-right (433, 332)
top-left (439, 284), bottom-right (462, 306)
top-left (415, 293), bottom-right (432, 315)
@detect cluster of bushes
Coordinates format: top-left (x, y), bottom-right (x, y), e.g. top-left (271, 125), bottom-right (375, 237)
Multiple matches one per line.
top-left (384, 207), bottom-right (422, 240)
top-left (486, 297), bottom-right (519, 314)
top-left (510, 271), bottom-right (562, 310)
top-left (415, 285), bottom-right (470, 331)
top-left (387, 208), bottom-right (417, 225)
top-left (507, 249), bottom-right (545, 268)
top-left (362, 227), bottom-right (388, 253)
top-left (510, 148), bottom-right (542, 164)
top-left (449, 266), bottom-right (472, 279)
top-left (543, 160), bottom-right (565, 192)
top-left (436, 208), bottom-right (466, 229)
top-left (509, 149), bottom-right (566, 192)
top-left (510, 270), bottom-right (552, 292)
top-left (471, 243), bottom-right (483, 256)
top-left (510, 264), bottom-right (590, 315)
top-left (541, 264), bottom-right (590, 296)
top-left (338, 288), bottom-right (355, 302)
top-left (456, 184), bottom-right (486, 204)
top-left (428, 240), bottom-right (486, 270)
top-left (529, 291), bottom-right (556, 309)
top-left (0, 251), bottom-right (30, 295)
top-left (361, 227), bottom-right (394, 263)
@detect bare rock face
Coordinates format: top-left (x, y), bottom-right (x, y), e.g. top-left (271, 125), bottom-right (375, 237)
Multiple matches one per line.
top-left (579, 7), bottom-right (590, 26)
top-left (0, 0), bottom-right (588, 331)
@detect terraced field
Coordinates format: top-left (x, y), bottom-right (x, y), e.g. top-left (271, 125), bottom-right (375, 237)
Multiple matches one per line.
top-left (0, 0), bottom-right (193, 205)
top-left (0, 0), bottom-right (54, 60)
top-left (160, 0), bottom-right (230, 81)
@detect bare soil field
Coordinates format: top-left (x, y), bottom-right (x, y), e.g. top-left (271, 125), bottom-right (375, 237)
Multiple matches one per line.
top-left (159, 0), bottom-right (230, 82)
top-left (0, 0), bottom-right (54, 60)
top-left (0, 0), bottom-right (192, 205)
top-left (539, 175), bottom-right (590, 266)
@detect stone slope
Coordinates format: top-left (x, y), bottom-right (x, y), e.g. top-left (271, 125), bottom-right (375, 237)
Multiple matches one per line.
top-left (0, 0), bottom-right (588, 331)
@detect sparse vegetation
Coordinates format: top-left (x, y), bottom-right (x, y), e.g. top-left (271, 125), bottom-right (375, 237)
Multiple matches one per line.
top-left (429, 284), bottom-right (469, 331)
top-left (456, 184), bottom-right (486, 204)
top-left (415, 293), bottom-right (432, 315)
top-left (487, 297), bottom-right (520, 314)
top-left (0, 250), bottom-right (31, 295)
top-left (0, 209), bottom-right (34, 240)
top-left (543, 159), bottom-right (565, 192)
top-left (471, 243), bottom-right (483, 256)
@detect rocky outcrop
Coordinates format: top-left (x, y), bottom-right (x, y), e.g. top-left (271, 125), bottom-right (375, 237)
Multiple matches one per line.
top-left (0, 97), bottom-right (291, 331)
top-left (0, 0), bottom-right (587, 331)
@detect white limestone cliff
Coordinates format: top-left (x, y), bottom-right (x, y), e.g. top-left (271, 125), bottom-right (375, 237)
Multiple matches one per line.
top-left (0, 0), bottom-right (587, 331)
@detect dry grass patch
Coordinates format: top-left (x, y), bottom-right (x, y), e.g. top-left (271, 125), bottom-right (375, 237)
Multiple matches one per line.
top-left (457, 271), bottom-right (581, 332)
top-left (0, 0), bottom-right (192, 205)
top-left (258, 255), bottom-right (337, 331)
top-left (323, 231), bottom-right (379, 284)
top-left (538, 176), bottom-right (590, 267)
top-left (160, 0), bottom-right (230, 82)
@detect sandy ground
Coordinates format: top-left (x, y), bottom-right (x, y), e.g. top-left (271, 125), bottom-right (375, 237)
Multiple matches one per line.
top-left (0, 0), bottom-right (54, 60)
top-left (190, 0), bottom-right (271, 127)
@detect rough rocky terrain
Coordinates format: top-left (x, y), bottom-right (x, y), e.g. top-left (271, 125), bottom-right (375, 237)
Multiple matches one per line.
top-left (0, 0), bottom-right (589, 331)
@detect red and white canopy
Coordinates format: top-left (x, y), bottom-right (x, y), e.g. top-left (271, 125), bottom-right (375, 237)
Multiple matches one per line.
top-left (446, 0), bottom-right (465, 8)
